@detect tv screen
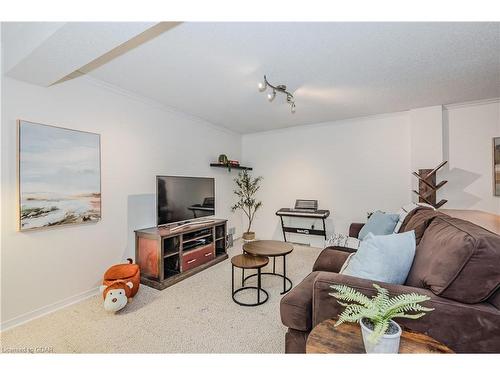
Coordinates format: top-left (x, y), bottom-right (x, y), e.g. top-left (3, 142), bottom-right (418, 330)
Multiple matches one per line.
top-left (156, 176), bottom-right (215, 226)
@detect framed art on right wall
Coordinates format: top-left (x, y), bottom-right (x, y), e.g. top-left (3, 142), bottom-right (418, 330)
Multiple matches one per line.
top-left (494, 137), bottom-right (500, 196)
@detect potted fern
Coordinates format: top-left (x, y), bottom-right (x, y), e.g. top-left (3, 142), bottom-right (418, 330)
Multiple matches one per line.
top-left (330, 284), bottom-right (434, 353)
top-left (231, 170), bottom-right (263, 240)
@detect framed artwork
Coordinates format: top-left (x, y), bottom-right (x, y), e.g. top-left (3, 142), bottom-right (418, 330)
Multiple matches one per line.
top-left (18, 120), bottom-right (101, 230)
top-left (495, 137), bottom-right (500, 196)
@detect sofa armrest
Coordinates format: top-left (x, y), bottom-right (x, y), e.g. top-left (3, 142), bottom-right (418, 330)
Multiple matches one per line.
top-left (312, 248), bottom-right (351, 272)
top-left (312, 272), bottom-right (500, 353)
top-left (349, 222), bottom-right (365, 238)
top-left (312, 272), bottom-right (428, 327)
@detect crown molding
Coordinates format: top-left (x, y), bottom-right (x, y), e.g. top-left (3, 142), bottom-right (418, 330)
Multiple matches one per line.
top-left (78, 75), bottom-right (241, 136)
top-left (443, 97), bottom-right (500, 110)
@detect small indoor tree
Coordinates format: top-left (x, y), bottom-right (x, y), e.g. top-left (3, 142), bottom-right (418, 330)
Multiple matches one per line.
top-left (231, 170), bottom-right (263, 240)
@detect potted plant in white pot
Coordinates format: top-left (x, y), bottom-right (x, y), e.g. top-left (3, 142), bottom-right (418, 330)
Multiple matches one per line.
top-left (231, 170), bottom-right (263, 241)
top-left (330, 283), bottom-right (434, 353)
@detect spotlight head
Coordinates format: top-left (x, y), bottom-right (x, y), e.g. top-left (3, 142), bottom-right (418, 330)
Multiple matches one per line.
top-left (258, 82), bottom-right (266, 92)
top-left (291, 103), bottom-right (296, 114)
top-left (267, 90), bottom-right (276, 102)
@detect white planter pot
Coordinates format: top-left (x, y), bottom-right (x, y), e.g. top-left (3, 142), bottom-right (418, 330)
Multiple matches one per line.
top-left (360, 318), bottom-right (402, 353)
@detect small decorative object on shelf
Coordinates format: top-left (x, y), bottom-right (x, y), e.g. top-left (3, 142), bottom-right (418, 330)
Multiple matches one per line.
top-left (330, 283), bottom-right (433, 353)
top-left (218, 154), bottom-right (229, 165)
top-left (412, 160), bottom-right (448, 209)
top-left (231, 170), bottom-right (263, 240)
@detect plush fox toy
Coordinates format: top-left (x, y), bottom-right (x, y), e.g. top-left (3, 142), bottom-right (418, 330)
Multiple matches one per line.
top-left (100, 258), bottom-right (140, 313)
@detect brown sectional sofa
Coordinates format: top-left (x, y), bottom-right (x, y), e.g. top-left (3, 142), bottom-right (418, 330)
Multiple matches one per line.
top-left (280, 208), bottom-right (500, 353)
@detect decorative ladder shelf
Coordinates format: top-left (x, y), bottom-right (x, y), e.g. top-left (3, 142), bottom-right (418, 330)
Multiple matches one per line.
top-left (412, 161), bottom-right (448, 209)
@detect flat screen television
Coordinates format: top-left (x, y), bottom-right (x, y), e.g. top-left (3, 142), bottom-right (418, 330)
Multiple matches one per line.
top-left (156, 176), bottom-right (215, 226)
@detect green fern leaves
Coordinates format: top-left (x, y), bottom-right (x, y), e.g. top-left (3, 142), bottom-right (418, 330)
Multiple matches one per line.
top-left (329, 283), bottom-right (433, 343)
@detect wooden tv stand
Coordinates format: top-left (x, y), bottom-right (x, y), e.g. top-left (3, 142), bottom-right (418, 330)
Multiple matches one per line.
top-left (135, 219), bottom-right (228, 290)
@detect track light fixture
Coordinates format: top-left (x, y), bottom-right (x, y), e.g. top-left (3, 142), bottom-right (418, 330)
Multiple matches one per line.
top-left (257, 75), bottom-right (296, 114)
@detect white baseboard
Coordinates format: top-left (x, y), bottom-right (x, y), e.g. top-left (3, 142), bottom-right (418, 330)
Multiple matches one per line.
top-left (0, 287), bottom-right (100, 332)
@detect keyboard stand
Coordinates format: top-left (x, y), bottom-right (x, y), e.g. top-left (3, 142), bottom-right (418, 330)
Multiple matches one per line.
top-left (275, 208), bottom-right (330, 242)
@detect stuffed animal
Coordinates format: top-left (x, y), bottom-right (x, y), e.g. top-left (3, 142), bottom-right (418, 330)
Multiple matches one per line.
top-left (100, 258), bottom-right (140, 313)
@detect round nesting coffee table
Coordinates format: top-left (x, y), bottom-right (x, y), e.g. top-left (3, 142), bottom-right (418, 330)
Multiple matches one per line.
top-left (242, 240), bottom-right (294, 294)
top-left (306, 319), bottom-right (454, 354)
top-left (231, 254), bottom-right (269, 307)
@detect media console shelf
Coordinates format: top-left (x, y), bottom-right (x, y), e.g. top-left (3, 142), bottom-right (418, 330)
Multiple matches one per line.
top-left (135, 219), bottom-right (228, 290)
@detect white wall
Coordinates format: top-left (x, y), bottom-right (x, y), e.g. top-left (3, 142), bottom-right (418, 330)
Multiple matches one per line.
top-left (1, 76), bottom-right (242, 328)
top-left (409, 105), bottom-right (443, 181)
top-left (441, 100), bottom-right (500, 214)
top-left (242, 113), bottom-right (412, 247)
top-left (241, 100), bottom-right (499, 247)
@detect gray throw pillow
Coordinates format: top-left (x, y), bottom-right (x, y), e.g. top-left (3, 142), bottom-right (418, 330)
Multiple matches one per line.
top-left (358, 210), bottom-right (399, 240)
top-left (341, 231), bottom-right (416, 285)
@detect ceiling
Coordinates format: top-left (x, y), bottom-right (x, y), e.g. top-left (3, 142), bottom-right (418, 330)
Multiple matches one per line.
top-left (8, 22), bottom-right (500, 134)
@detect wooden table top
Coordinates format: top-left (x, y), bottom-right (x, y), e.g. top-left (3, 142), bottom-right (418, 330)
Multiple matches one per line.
top-left (242, 240), bottom-right (294, 257)
top-left (231, 254), bottom-right (269, 269)
top-left (306, 319), bottom-right (453, 354)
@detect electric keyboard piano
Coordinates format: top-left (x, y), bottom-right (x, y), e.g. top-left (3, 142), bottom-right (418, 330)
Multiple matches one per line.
top-left (275, 200), bottom-right (330, 242)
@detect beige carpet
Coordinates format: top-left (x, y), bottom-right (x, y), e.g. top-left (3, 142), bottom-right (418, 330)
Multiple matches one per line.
top-left (1, 240), bottom-right (322, 353)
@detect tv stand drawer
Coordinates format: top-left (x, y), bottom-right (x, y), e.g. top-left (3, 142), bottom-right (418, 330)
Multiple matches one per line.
top-left (182, 244), bottom-right (214, 271)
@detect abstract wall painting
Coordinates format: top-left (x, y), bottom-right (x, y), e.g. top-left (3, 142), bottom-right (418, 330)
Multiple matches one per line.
top-left (495, 137), bottom-right (500, 196)
top-left (18, 120), bottom-right (101, 230)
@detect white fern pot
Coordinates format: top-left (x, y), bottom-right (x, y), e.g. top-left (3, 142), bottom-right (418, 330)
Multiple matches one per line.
top-left (360, 318), bottom-right (402, 354)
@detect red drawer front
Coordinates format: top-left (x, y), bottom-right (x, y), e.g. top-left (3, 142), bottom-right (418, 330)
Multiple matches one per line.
top-left (182, 244), bottom-right (214, 272)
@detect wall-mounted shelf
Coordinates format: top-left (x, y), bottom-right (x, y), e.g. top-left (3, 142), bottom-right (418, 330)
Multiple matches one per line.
top-left (210, 163), bottom-right (253, 171)
top-left (412, 161), bottom-right (448, 209)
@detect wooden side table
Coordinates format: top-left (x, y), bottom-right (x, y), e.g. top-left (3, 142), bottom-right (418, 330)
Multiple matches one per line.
top-left (242, 240), bottom-right (294, 294)
top-left (231, 254), bottom-right (269, 307)
top-left (306, 319), bottom-right (454, 354)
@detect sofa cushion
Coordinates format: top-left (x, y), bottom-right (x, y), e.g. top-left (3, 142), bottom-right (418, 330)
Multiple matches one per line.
top-left (394, 202), bottom-right (436, 233)
top-left (341, 231), bottom-right (416, 284)
top-left (280, 271), bottom-right (319, 331)
top-left (406, 216), bottom-right (500, 303)
top-left (358, 211), bottom-right (399, 240)
top-left (399, 207), bottom-right (444, 245)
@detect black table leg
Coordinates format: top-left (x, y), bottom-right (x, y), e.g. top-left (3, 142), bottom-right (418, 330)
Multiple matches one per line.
top-left (257, 268), bottom-right (261, 304)
top-left (282, 255), bottom-right (286, 294)
top-left (232, 266), bottom-right (269, 307)
top-left (280, 216), bottom-right (287, 242)
top-left (231, 264), bottom-right (234, 296)
top-left (242, 268), bottom-right (245, 286)
top-left (322, 218), bottom-right (327, 239)
top-left (242, 255), bottom-right (293, 295)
